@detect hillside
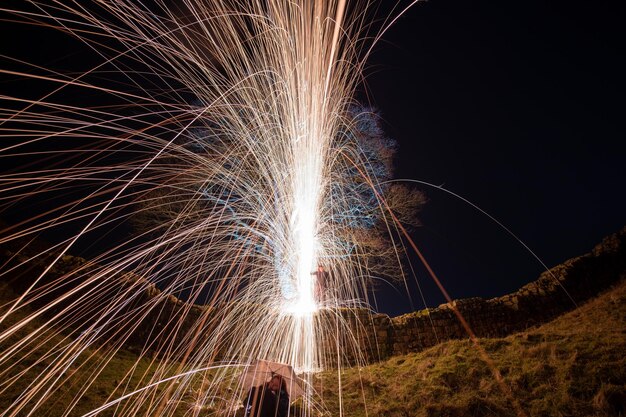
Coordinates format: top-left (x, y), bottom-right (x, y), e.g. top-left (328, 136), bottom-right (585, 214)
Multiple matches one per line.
top-left (315, 277), bottom-right (626, 417)
top-left (2, 275), bottom-right (624, 416)
top-left (1, 229), bottom-right (624, 416)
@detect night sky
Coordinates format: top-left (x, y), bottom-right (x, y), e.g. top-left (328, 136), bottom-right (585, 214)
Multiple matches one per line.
top-left (1, 1), bottom-right (624, 316)
top-left (365, 0), bottom-right (625, 315)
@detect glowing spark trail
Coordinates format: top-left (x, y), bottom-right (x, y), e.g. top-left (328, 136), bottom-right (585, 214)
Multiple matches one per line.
top-left (0, 1), bottom-right (425, 416)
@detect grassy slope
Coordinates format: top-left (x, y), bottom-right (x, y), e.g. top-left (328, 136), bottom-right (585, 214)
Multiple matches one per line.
top-left (2, 279), bottom-right (624, 416)
top-left (0, 281), bottom-right (240, 417)
top-left (0, 283), bottom-right (170, 417)
top-left (316, 278), bottom-right (626, 417)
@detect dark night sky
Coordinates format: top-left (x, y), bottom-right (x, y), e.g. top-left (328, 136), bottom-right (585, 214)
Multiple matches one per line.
top-left (365, 0), bottom-right (625, 315)
top-left (1, 1), bottom-right (624, 316)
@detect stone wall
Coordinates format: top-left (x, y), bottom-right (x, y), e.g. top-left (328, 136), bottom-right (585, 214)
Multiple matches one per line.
top-left (2, 227), bottom-right (624, 366)
top-left (324, 227), bottom-right (626, 364)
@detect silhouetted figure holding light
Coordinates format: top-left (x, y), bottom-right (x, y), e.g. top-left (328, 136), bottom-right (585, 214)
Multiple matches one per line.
top-left (311, 265), bottom-right (329, 304)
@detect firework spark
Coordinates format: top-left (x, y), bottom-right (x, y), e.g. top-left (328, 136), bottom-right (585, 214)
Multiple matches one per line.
top-left (0, 1), bottom-right (425, 416)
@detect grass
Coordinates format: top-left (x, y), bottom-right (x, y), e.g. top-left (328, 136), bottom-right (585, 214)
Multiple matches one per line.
top-left (315, 278), bottom-right (626, 417)
top-left (1, 278), bottom-right (625, 416)
top-left (0, 283), bottom-right (183, 417)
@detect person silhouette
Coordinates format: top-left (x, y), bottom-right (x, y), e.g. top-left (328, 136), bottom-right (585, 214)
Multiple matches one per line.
top-left (243, 374), bottom-right (289, 417)
top-left (311, 265), bottom-right (329, 303)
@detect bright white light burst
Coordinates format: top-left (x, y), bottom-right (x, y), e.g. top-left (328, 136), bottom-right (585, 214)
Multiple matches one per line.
top-left (0, 1), bottom-right (422, 416)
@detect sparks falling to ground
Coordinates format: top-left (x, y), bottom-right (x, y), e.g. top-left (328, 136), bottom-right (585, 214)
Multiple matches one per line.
top-left (0, 1), bottom-right (424, 416)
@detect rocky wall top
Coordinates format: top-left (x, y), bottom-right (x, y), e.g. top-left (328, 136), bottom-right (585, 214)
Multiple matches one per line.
top-left (332, 227), bottom-right (626, 364)
top-left (2, 226), bottom-right (624, 367)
